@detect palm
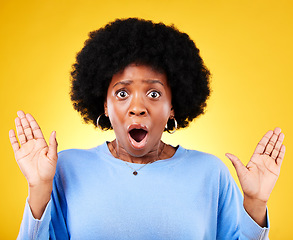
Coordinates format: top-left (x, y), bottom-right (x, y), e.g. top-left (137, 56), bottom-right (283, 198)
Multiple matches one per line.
top-left (16, 138), bottom-right (57, 185)
top-left (226, 128), bottom-right (285, 202)
top-left (9, 111), bottom-right (58, 187)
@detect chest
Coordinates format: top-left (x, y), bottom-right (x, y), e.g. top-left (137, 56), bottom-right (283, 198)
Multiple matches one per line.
top-left (63, 168), bottom-right (220, 239)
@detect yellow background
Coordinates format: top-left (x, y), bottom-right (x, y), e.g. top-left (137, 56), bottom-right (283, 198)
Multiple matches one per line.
top-left (1, 0), bottom-right (292, 239)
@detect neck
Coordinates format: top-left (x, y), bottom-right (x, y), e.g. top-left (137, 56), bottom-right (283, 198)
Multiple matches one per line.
top-left (108, 139), bottom-right (166, 164)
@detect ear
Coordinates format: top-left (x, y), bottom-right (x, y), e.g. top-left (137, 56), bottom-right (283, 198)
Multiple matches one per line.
top-left (169, 107), bottom-right (175, 119)
top-left (104, 101), bottom-right (108, 117)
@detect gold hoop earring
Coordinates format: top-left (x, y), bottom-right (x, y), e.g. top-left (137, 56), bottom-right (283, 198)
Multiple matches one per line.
top-left (96, 114), bottom-right (109, 131)
top-left (165, 118), bottom-right (177, 134)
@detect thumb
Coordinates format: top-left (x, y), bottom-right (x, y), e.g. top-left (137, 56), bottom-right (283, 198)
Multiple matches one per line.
top-left (225, 153), bottom-right (247, 177)
top-left (48, 131), bottom-right (58, 162)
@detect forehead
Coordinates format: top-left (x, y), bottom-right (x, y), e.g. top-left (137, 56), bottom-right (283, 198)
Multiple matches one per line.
top-left (109, 64), bottom-right (168, 87)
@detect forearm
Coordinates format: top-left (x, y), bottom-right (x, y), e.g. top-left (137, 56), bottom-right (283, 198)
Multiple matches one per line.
top-left (28, 183), bottom-right (53, 220)
top-left (243, 196), bottom-right (267, 228)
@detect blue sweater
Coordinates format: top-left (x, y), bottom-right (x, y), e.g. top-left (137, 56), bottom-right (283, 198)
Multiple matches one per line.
top-left (18, 142), bottom-right (269, 239)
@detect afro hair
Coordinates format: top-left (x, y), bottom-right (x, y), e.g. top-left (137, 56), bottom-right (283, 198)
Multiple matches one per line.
top-left (70, 17), bottom-right (211, 131)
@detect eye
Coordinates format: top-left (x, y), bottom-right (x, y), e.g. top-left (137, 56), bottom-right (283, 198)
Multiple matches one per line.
top-left (116, 90), bottom-right (129, 99)
top-left (147, 90), bottom-right (161, 99)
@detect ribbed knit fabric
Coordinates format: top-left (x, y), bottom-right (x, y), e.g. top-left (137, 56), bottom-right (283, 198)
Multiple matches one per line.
top-left (17, 142), bottom-right (269, 240)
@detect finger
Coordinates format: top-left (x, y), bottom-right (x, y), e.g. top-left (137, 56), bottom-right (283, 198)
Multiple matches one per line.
top-left (263, 128), bottom-right (282, 155)
top-left (271, 132), bottom-right (285, 160)
top-left (254, 130), bottom-right (273, 155)
top-left (17, 111), bottom-right (34, 141)
top-left (276, 145), bottom-right (286, 166)
top-left (9, 129), bottom-right (20, 153)
top-left (47, 131), bottom-right (58, 162)
top-left (225, 153), bottom-right (247, 177)
top-left (15, 117), bottom-right (27, 145)
top-left (26, 113), bottom-right (44, 140)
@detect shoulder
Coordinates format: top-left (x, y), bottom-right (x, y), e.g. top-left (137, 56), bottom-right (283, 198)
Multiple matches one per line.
top-left (56, 143), bottom-right (106, 172)
top-left (175, 146), bottom-right (234, 185)
top-left (180, 147), bottom-right (229, 173)
top-left (57, 146), bottom-right (100, 160)
top-left (181, 148), bottom-right (239, 191)
top-left (174, 147), bottom-right (238, 197)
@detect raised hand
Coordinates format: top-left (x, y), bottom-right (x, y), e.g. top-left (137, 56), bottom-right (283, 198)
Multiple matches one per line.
top-left (226, 127), bottom-right (285, 226)
top-left (9, 110), bottom-right (58, 188)
top-left (226, 127), bottom-right (285, 202)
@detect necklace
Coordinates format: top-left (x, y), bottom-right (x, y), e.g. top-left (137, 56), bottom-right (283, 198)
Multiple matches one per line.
top-left (110, 142), bottom-right (165, 176)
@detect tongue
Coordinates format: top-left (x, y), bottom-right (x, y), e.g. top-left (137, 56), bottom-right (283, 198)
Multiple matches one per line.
top-left (129, 129), bottom-right (147, 142)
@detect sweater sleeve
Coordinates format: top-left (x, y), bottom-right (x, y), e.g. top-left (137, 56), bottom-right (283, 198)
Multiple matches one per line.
top-left (17, 198), bottom-right (52, 240)
top-left (216, 168), bottom-right (270, 240)
top-left (17, 174), bottom-right (69, 240)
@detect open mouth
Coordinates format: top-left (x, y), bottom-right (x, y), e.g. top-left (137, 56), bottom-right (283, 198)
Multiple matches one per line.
top-left (127, 125), bottom-right (149, 150)
top-left (129, 129), bottom-right (148, 143)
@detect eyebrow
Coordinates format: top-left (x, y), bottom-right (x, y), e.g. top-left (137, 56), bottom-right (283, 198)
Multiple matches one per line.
top-left (113, 80), bottom-right (133, 88)
top-left (142, 80), bottom-right (164, 86)
top-left (113, 79), bottom-right (164, 88)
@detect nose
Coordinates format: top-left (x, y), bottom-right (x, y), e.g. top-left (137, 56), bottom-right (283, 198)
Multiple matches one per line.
top-left (128, 95), bottom-right (147, 117)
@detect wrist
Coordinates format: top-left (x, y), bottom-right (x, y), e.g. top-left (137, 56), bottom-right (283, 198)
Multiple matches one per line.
top-left (28, 178), bottom-right (54, 189)
top-left (243, 196), bottom-right (267, 227)
top-left (243, 195), bottom-right (267, 207)
top-left (28, 183), bottom-right (53, 220)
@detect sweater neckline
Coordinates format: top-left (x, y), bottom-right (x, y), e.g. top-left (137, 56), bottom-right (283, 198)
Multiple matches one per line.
top-left (98, 141), bottom-right (186, 168)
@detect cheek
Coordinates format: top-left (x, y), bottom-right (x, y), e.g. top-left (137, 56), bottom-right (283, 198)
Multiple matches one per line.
top-left (107, 99), bottom-right (128, 126)
top-left (152, 102), bottom-right (172, 124)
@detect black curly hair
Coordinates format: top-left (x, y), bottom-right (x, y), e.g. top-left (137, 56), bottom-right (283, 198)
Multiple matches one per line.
top-left (70, 17), bottom-right (211, 131)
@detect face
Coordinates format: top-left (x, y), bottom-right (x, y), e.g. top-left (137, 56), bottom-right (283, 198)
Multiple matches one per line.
top-left (105, 64), bottom-right (174, 158)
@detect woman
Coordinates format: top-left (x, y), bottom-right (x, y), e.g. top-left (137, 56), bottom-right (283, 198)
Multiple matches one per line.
top-left (11, 18), bottom-right (285, 239)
